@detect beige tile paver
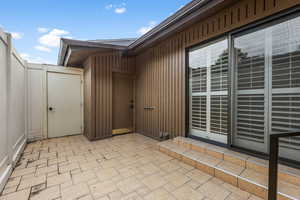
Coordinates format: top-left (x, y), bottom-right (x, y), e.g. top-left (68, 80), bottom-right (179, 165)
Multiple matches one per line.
top-left (0, 189), bottom-right (30, 200)
top-left (72, 170), bottom-right (97, 184)
top-left (198, 180), bottom-right (231, 200)
top-left (144, 188), bottom-right (176, 200)
top-left (172, 185), bottom-right (205, 200)
top-left (96, 167), bottom-right (119, 181)
top-left (90, 180), bottom-right (118, 198)
top-left (10, 167), bottom-right (36, 178)
top-left (30, 185), bottom-right (60, 200)
top-left (0, 134), bottom-right (263, 200)
top-left (116, 177), bottom-right (144, 194)
top-left (61, 183), bottom-right (90, 200)
top-left (47, 173), bottom-right (72, 187)
top-left (142, 174), bottom-right (167, 190)
top-left (18, 175), bottom-right (46, 190)
top-left (164, 171), bottom-right (191, 188)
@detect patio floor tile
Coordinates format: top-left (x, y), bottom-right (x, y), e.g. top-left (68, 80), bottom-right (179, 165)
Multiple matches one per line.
top-left (0, 134), bottom-right (264, 200)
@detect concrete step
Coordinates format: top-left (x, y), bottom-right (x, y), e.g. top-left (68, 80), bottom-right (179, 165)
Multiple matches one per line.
top-left (157, 137), bottom-right (300, 200)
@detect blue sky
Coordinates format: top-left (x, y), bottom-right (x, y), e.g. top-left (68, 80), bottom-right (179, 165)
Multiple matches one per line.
top-left (0, 0), bottom-right (191, 64)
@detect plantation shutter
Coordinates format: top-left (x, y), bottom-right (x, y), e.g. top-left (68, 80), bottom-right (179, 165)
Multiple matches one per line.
top-left (234, 15), bottom-right (300, 161)
top-left (234, 30), bottom-right (266, 151)
top-left (189, 39), bottom-right (228, 143)
top-left (191, 96), bottom-right (207, 131)
top-left (190, 48), bottom-right (207, 132)
top-left (271, 17), bottom-right (300, 156)
top-left (210, 95), bottom-right (227, 135)
top-left (210, 40), bottom-right (228, 136)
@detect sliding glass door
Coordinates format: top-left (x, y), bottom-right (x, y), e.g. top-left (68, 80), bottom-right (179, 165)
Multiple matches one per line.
top-left (233, 29), bottom-right (267, 153)
top-left (233, 15), bottom-right (300, 161)
top-left (189, 39), bottom-right (228, 144)
top-left (271, 16), bottom-right (300, 161)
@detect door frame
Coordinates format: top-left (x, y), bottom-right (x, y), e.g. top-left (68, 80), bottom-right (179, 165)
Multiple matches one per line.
top-left (186, 36), bottom-right (229, 145)
top-left (28, 64), bottom-right (84, 139)
top-left (112, 72), bottom-right (135, 133)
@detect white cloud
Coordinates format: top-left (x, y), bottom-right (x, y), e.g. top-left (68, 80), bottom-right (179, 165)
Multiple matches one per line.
top-left (35, 45), bottom-right (51, 52)
top-left (37, 27), bottom-right (49, 33)
top-left (114, 7), bottom-right (126, 14)
top-left (38, 28), bottom-right (71, 47)
top-left (105, 4), bottom-right (113, 10)
top-left (137, 21), bottom-right (157, 35)
top-left (106, 3), bottom-right (126, 14)
top-left (20, 53), bottom-right (52, 64)
top-left (11, 32), bottom-right (23, 40)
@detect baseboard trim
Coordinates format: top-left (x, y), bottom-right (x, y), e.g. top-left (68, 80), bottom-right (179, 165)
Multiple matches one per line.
top-left (12, 136), bottom-right (27, 167)
top-left (0, 164), bottom-right (12, 193)
top-left (27, 135), bottom-right (44, 143)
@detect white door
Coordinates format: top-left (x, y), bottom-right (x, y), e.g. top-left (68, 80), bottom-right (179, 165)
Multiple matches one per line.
top-left (47, 72), bottom-right (82, 138)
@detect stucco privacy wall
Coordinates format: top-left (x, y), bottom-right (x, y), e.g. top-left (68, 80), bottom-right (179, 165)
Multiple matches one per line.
top-left (135, 0), bottom-right (300, 139)
top-left (0, 29), bottom-right (28, 192)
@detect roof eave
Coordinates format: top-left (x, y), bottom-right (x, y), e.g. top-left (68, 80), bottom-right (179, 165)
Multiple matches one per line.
top-left (59, 38), bottom-right (129, 66)
top-left (128, 0), bottom-right (229, 53)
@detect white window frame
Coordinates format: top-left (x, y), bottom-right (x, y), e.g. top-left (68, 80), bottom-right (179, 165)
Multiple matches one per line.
top-left (189, 38), bottom-right (228, 144)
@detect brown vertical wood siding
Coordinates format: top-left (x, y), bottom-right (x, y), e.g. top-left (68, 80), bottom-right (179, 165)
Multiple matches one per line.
top-left (83, 51), bottom-right (135, 140)
top-left (136, 35), bottom-right (186, 139)
top-left (93, 54), bottom-right (113, 139)
top-left (83, 58), bottom-right (95, 140)
top-left (135, 0), bottom-right (299, 139)
top-left (83, 0), bottom-right (298, 140)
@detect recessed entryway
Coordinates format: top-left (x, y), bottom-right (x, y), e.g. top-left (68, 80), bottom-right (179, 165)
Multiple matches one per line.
top-left (112, 72), bottom-right (134, 135)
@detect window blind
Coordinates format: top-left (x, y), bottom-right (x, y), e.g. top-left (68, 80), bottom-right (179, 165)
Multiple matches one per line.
top-left (210, 95), bottom-right (227, 135)
top-left (191, 96), bottom-right (207, 131)
top-left (235, 30), bottom-right (266, 145)
top-left (271, 17), bottom-right (300, 152)
top-left (189, 39), bottom-right (228, 143)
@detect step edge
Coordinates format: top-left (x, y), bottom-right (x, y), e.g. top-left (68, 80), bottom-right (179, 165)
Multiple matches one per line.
top-left (172, 139), bottom-right (300, 183)
top-left (158, 144), bottom-right (299, 200)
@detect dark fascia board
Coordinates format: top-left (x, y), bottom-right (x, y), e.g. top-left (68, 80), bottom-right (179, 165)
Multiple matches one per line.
top-left (87, 38), bottom-right (137, 46)
top-left (128, 0), bottom-right (226, 52)
top-left (63, 38), bottom-right (129, 49)
top-left (58, 38), bottom-right (128, 66)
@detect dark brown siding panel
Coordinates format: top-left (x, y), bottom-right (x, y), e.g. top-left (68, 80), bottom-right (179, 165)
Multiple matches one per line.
top-left (83, 58), bottom-right (95, 140)
top-left (93, 54), bottom-right (113, 139)
top-left (136, 36), bottom-right (187, 139)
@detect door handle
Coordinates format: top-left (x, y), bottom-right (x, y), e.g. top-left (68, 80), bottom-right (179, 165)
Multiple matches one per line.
top-left (49, 107), bottom-right (54, 111)
top-left (144, 106), bottom-right (155, 110)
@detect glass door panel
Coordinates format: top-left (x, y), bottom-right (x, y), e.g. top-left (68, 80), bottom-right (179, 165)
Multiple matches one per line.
top-left (271, 16), bottom-right (300, 161)
top-left (233, 15), bottom-right (300, 162)
top-left (189, 39), bottom-right (228, 144)
top-left (233, 29), bottom-right (267, 153)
